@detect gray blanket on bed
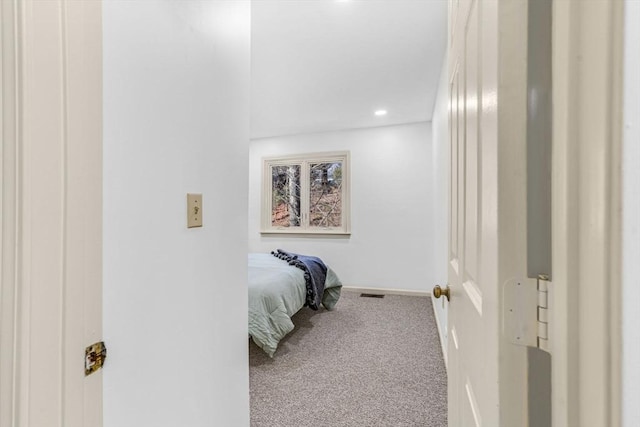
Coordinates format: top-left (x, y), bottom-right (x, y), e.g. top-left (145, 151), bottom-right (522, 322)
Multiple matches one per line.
top-left (271, 249), bottom-right (327, 310)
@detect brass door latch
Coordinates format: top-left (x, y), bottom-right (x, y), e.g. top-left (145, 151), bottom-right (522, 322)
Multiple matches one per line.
top-left (85, 341), bottom-right (107, 376)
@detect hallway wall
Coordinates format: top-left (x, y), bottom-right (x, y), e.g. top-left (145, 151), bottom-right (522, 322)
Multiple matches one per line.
top-left (103, 2), bottom-right (250, 426)
top-left (249, 122), bottom-right (435, 292)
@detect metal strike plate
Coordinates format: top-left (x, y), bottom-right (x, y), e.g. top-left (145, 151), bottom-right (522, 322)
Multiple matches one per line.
top-left (503, 277), bottom-right (538, 347)
top-left (85, 341), bottom-right (107, 376)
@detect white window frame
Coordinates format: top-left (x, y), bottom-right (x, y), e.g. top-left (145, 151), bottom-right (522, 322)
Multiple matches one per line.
top-left (261, 151), bottom-right (351, 235)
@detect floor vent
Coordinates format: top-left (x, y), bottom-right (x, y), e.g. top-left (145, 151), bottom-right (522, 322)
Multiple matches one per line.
top-left (360, 293), bottom-right (385, 299)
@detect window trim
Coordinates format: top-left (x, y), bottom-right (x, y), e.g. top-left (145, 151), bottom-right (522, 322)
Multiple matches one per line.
top-left (261, 151), bottom-right (351, 235)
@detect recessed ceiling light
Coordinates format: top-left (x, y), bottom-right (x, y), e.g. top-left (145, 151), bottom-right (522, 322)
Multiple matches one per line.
top-left (374, 110), bottom-right (387, 116)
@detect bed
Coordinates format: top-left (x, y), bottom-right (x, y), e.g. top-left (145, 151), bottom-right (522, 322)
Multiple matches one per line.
top-left (248, 251), bottom-right (342, 357)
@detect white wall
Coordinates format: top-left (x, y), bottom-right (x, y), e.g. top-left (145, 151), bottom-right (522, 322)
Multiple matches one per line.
top-left (430, 55), bottom-right (449, 360)
top-left (623, 1), bottom-right (640, 425)
top-left (103, 2), bottom-right (250, 426)
top-left (249, 122), bottom-right (434, 292)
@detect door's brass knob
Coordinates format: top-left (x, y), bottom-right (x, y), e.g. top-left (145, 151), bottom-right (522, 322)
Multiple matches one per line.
top-left (433, 284), bottom-right (450, 301)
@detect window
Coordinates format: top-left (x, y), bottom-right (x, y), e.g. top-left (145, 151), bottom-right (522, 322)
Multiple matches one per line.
top-left (261, 151), bottom-right (350, 234)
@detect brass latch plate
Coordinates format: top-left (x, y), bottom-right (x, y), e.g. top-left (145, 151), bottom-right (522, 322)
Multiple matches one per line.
top-left (85, 341), bottom-right (107, 376)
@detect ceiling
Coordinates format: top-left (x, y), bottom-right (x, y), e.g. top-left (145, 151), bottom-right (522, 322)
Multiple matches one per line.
top-left (251, 0), bottom-right (448, 139)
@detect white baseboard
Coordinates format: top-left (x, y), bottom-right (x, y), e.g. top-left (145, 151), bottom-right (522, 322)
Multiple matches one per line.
top-left (341, 286), bottom-right (431, 297)
top-left (430, 297), bottom-right (449, 372)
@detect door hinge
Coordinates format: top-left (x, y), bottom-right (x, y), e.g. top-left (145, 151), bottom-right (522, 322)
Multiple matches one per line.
top-left (536, 275), bottom-right (550, 351)
top-left (504, 275), bottom-right (552, 353)
top-left (85, 341), bottom-right (107, 376)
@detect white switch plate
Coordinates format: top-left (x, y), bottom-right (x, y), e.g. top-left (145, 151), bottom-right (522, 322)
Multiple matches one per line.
top-left (187, 193), bottom-right (202, 228)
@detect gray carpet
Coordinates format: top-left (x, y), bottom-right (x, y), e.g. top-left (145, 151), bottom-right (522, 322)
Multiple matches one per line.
top-left (249, 290), bottom-right (448, 427)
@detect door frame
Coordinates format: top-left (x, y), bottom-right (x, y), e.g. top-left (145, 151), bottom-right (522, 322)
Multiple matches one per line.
top-left (551, 1), bottom-right (624, 426)
top-left (0, 0), bottom-right (19, 424)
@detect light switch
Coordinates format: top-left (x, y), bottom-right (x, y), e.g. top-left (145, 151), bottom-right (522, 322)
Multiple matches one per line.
top-left (187, 193), bottom-right (203, 228)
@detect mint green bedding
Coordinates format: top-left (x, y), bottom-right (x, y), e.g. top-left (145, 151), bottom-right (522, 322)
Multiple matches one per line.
top-left (248, 253), bottom-right (342, 357)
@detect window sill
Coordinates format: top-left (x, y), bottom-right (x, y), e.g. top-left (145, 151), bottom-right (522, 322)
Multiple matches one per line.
top-left (260, 229), bottom-right (351, 236)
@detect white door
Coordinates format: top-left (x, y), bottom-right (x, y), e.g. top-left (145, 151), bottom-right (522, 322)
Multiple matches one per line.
top-left (0, 1), bottom-right (103, 426)
top-left (446, 1), bottom-right (498, 425)
top-left (437, 0), bottom-right (530, 426)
